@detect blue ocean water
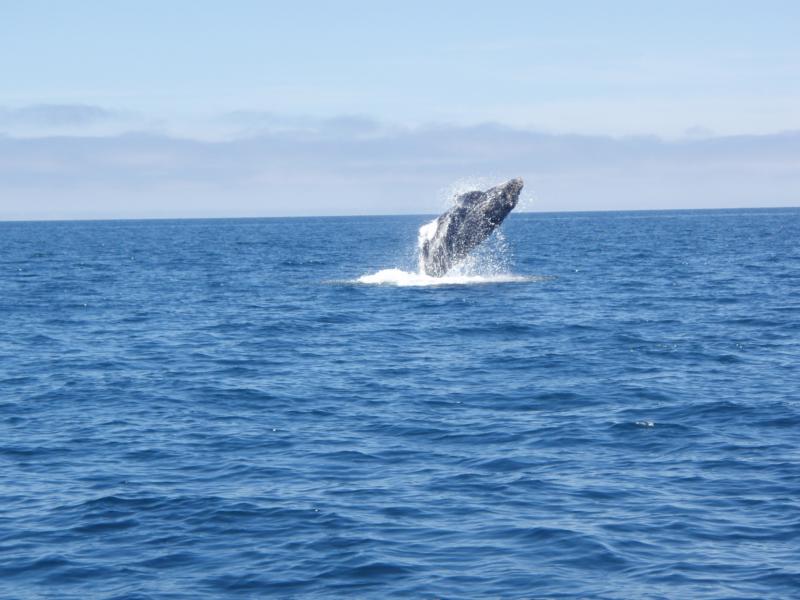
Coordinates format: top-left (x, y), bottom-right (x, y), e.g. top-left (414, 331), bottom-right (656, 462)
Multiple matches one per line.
top-left (1, 209), bottom-right (799, 599)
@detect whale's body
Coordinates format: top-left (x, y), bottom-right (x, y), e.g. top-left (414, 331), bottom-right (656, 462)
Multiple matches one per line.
top-left (419, 178), bottom-right (523, 277)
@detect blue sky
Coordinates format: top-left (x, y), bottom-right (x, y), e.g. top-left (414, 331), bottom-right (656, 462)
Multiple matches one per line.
top-left (1, 1), bottom-right (799, 218)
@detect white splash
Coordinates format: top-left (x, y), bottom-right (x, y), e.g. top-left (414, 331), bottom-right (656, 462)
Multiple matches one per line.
top-left (356, 268), bottom-right (534, 287)
top-left (417, 218), bottom-right (439, 245)
top-left (417, 217), bottom-right (439, 273)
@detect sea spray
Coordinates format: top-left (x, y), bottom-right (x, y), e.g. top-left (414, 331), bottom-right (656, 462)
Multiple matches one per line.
top-left (361, 178), bottom-right (523, 285)
top-left (358, 220), bottom-right (525, 286)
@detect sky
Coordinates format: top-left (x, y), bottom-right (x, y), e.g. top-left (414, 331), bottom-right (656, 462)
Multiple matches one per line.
top-left (1, 0), bottom-right (799, 219)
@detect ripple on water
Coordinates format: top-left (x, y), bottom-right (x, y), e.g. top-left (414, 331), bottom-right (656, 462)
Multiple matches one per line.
top-left (1, 212), bottom-right (799, 599)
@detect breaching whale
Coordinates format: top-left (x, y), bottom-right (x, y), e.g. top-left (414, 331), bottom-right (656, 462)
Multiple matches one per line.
top-left (419, 178), bottom-right (523, 277)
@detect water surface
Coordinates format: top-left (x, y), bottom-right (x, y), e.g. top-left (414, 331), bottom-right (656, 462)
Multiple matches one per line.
top-left (1, 209), bottom-right (799, 598)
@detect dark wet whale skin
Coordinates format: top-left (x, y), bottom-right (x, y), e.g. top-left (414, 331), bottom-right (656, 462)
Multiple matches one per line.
top-left (420, 178), bottom-right (523, 276)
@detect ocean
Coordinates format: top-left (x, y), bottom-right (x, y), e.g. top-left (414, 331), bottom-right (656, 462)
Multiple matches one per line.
top-left (1, 209), bottom-right (799, 599)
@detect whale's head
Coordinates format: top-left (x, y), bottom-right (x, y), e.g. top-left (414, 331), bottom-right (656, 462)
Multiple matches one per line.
top-left (479, 178), bottom-right (523, 226)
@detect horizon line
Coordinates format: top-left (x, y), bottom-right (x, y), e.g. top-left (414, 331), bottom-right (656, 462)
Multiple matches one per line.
top-left (2, 204), bottom-right (798, 224)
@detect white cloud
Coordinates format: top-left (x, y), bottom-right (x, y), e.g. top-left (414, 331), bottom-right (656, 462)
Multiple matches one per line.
top-left (218, 111), bottom-right (385, 139)
top-left (0, 104), bottom-right (140, 137)
top-left (0, 115), bottom-right (798, 219)
top-left (1, 103), bottom-right (117, 127)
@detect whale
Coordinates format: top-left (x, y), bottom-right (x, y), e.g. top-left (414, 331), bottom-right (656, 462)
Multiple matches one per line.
top-left (419, 178), bottom-right (523, 277)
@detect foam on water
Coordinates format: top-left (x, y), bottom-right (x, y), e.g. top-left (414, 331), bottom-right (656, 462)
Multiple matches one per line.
top-left (356, 268), bottom-right (534, 286)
